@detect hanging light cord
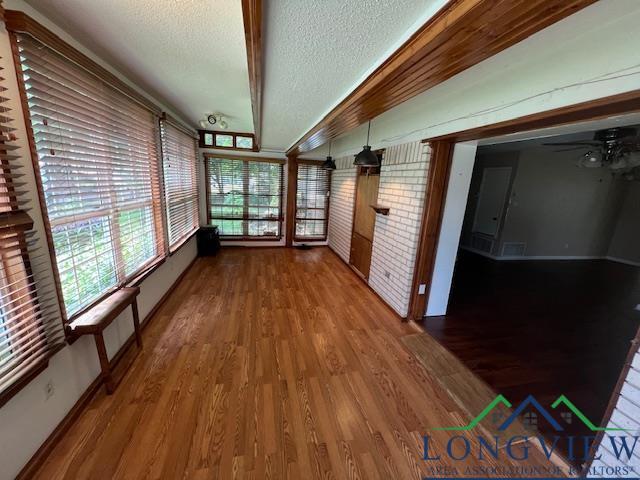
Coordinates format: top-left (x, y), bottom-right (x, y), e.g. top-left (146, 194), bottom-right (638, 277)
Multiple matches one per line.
top-left (366, 121), bottom-right (371, 145)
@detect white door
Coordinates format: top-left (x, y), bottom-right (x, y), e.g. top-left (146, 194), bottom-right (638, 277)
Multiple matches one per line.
top-left (472, 167), bottom-right (512, 237)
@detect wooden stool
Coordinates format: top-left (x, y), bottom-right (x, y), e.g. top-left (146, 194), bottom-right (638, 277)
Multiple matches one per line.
top-left (68, 287), bottom-right (142, 394)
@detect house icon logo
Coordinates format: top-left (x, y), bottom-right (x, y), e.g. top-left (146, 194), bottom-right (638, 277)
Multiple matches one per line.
top-left (432, 394), bottom-right (627, 432)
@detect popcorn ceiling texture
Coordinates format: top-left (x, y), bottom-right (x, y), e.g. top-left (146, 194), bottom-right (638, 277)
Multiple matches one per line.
top-left (23, 0), bottom-right (254, 132)
top-left (261, 0), bottom-right (443, 150)
top-left (327, 141), bottom-right (431, 317)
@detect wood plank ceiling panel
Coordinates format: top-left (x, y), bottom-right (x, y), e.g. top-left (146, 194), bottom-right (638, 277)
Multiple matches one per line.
top-left (287, 0), bottom-right (597, 156)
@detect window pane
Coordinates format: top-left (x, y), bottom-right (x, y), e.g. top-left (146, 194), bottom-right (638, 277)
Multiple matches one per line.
top-left (215, 134), bottom-right (234, 147)
top-left (235, 136), bottom-right (253, 149)
top-left (204, 133), bottom-right (214, 146)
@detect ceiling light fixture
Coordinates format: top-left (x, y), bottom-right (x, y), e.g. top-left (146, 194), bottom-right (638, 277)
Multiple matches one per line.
top-left (353, 121), bottom-right (380, 167)
top-left (322, 141), bottom-right (336, 170)
top-left (207, 114), bottom-right (217, 126)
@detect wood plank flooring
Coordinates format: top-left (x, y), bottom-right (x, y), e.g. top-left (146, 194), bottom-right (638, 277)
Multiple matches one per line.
top-left (33, 247), bottom-right (556, 479)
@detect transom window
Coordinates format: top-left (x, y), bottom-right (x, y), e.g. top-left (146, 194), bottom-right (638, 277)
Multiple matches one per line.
top-left (205, 155), bottom-right (284, 239)
top-left (199, 130), bottom-right (256, 151)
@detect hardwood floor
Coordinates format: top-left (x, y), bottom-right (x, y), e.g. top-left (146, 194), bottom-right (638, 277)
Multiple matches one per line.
top-left (33, 247), bottom-right (555, 479)
top-left (423, 250), bottom-right (640, 462)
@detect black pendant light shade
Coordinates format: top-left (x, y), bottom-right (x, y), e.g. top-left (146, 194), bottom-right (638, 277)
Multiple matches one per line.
top-left (322, 141), bottom-right (336, 170)
top-left (353, 145), bottom-right (379, 166)
top-left (353, 121), bottom-right (380, 167)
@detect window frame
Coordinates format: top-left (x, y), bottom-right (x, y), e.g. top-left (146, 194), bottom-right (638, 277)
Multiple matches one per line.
top-left (8, 16), bottom-right (168, 326)
top-left (204, 154), bottom-right (285, 241)
top-left (198, 130), bottom-right (257, 152)
top-left (294, 160), bottom-right (331, 242)
top-left (160, 115), bottom-right (200, 254)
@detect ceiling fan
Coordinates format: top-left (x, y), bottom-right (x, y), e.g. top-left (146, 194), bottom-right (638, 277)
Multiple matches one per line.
top-left (543, 127), bottom-right (640, 179)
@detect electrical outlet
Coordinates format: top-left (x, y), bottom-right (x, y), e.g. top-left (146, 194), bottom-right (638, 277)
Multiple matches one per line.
top-left (44, 380), bottom-right (54, 400)
top-left (418, 284), bottom-right (427, 295)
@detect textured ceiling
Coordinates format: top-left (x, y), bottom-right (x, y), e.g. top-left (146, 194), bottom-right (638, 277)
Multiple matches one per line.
top-left (260, 0), bottom-right (446, 151)
top-left (24, 0), bottom-right (254, 132)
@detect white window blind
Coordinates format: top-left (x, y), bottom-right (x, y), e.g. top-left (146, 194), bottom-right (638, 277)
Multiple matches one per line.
top-left (16, 33), bottom-right (165, 319)
top-left (205, 156), bottom-right (284, 238)
top-left (0, 52), bottom-right (64, 403)
top-left (295, 163), bottom-right (330, 240)
top-left (160, 119), bottom-right (199, 250)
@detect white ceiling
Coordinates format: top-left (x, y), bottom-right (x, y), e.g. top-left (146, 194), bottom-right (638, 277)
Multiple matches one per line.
top-left (24, 0), bottom-right (254, 132)
top-left (261, 0), bottom-right (446, 151)
top-left (22, 0), bottom-right (447, 150)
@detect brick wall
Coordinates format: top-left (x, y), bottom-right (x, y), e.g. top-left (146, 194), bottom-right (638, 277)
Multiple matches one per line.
top-left (327, 156), bottom-right (357, 262)
top-left (588, 345), bottom-right (640, 476)
top-left (326, 141), bottom-right (431, 317)
top-left (368, 142), bottom-right (431, 316)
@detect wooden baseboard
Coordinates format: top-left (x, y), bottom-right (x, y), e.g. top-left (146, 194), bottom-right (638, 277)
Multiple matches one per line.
top-left (16, 254), bottom-right (198, 479)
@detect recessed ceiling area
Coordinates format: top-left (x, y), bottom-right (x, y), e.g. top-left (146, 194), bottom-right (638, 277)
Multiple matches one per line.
top-left (21, 0), bottom-right (254, 132)
top-left (260, 0), bottom-right (447, 151)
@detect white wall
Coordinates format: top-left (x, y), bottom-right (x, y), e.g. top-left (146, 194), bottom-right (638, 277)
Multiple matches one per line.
top-left (327, 156), bottom-right (357, 262)
top-left (368, 142), bottom-right (430, 317)
top-left (0, 4), bottom-right (198, 478)
top-left (319, 1), bottom-right (640, 159)
top-left (327, 141), bottom-right (430, 318)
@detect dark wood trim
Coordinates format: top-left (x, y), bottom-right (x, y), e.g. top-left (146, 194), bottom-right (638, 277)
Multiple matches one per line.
top-left (583, 325), bottom-right (640, 476)
top-left (285, 156), bottom-right (298, 247)
top-left (199, 130), bottom-right (258, 152)
top-left (5, 10), bottom-right (161, 115)
top-left (426, 89), bottom-right (640, 143)
top-left (15, 255), bottom-right (198, 480)
top-left (202, 152), bottom-right (285, 164)
top-left (286, 0), bottom-right (596, 155)
top-left (241, 0), bottom-right (263, 150)
top-left (407, 141), bottom-right (453, 322)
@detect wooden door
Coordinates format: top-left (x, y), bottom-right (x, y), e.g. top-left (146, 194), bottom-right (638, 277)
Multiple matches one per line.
top-left (350, 170), bottom-right (380, 279)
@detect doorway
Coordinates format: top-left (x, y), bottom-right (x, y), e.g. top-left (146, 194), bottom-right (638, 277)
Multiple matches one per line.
top-left (349, 167), bottom-right (380, 279)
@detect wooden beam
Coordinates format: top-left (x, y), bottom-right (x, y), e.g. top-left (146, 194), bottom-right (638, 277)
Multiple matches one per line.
top-left (407, 141), bottom-right (453, 322)
top-left (286, 0), bottom-right (596, 156)
top-left (285, 155), bottom-right (297, 246)
top-left (241, 0), bottom-right (263, 150)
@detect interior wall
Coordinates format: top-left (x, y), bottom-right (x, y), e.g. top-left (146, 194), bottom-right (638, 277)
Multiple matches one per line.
top-left (319, 1), bottom-right (640, 159)
top-left (463, 147), bottom-right (629, 259)
top-left (607, 181), bottom-right (640, 265)
top-left (327, 156), bottom-right (357, 262)
top-left (0, 4), bottom-right (199, 478)
top-left (327, 141), bottom-right (430, 317)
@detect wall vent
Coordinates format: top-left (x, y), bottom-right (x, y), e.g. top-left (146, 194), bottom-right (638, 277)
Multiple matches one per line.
top-left (502, 242), bottom-right (526, 257)
top-left (471, 234), bottom-right (494, 254)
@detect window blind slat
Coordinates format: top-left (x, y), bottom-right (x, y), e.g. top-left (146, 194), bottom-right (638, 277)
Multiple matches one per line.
top-left (205, 156), bottom-right (284, 239)
top-left (16, 33), bottom-right (166, 318)
top-left (295, 164), bottom-right (330, 240)
top-left (0, 47), bottom-right (65, 402)
top-left (159, 120), bottom-right (199, 250)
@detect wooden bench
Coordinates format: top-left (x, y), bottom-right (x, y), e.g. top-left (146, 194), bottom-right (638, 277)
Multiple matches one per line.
top-left (68, 287), bottom-right (142, 394)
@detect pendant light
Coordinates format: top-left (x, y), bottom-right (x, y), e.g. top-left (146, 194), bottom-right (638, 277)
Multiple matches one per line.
top-left (353, 121), bottom-right (379, 167)
top-left (322, 140), bottom-right (336, 170)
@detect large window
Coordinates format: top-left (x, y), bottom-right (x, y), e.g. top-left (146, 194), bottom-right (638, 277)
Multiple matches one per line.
top-left (205, 155), bottom-right (284, 238)
top-left (0, 51), bottom-right (64, 403)
top-left (295, 163), bottom-right (330, 240)
top-left (16, 33), bottom-right (165, 319)
top-left (160, 119), bottom-right (199, 250)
